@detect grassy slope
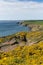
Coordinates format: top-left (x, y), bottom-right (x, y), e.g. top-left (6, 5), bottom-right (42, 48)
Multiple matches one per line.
top-left (0, 41), bottom-right (43, 65)
top-left (0, 31), bottom-right (43, 44)
top-left (0, 20), bottom-right (43, 65)
top-left (21, 20), bottom-right (43, 25)
top-left (0, 31), bottom-right (43, 65)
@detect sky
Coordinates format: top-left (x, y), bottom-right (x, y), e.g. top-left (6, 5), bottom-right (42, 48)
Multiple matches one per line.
top-left (0, 0), bottom-right (43, 20)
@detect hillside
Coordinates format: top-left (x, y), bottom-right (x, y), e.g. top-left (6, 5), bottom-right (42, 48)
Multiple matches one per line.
top-left (0, 31), bottom-right (43, 52)
top-left (0, 20), bottom-right (43, 65)
top-left (0, 41), bottom-right (43, 65)
top-left (20, 20), bottom-right (43, 31)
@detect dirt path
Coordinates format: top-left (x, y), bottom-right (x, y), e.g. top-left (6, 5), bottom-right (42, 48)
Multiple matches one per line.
top-left (0, 44), bottom-right (18, 52)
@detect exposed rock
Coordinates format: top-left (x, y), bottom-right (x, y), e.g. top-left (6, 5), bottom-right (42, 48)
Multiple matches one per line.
top-left (20, 22), bottom-right (43, 31)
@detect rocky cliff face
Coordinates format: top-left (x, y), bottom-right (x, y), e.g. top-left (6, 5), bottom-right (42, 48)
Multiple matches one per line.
top-left (0, 31), bottom-right (43, 52)
top-left (20, 22), bottom-right (43, 31)
top-left (0, 21), bottom-right (43, 52)
top-left (28, 24), bottom-right (43, 31)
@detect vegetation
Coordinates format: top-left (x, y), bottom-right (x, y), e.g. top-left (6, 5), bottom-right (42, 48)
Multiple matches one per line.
top-left (0, 41), bottom-right (43, 65)
top-left (0, 31), bottom-right (43, 44)
top-left (0, 32), bottom-right (26, 43)
top-left (20, 20), bottom-right (43, 31)
top-left (0, 20), bottom-right (43, 65)
top-left (21, 20), bottom-right (43, 25)
top-left (0, 31), bottom-right (43, 65)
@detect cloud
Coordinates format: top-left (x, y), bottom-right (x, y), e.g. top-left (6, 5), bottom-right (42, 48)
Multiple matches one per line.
top-left (0, 1), bottom-right (43, 9)
top-left (0, 1), bottom-right (43, 20)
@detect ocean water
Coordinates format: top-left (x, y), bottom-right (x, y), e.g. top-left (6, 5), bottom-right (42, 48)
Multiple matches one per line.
top-left (0, 21), bottom-right (29, 37)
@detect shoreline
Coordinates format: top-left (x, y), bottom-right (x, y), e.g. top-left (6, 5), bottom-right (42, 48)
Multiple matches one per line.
top-left (0, 20), bottom-right (43, 52)
top-left (19, 21), bottom-right (43, 31)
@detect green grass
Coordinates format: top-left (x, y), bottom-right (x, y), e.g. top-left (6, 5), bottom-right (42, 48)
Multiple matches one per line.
top-left (22, 20), bottom-right (43, 25)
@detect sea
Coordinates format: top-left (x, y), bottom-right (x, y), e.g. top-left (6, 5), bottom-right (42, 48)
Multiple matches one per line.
top-left (0, 20), bottom-right (29, 37)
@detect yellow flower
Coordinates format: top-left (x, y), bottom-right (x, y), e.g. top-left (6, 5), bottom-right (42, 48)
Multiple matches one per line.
top-left (3, 57), bottom-right (7, 60)
top-left (33, 64), bottom-right (37, 65)
top-left (40, 64), bottom-right (43, 65)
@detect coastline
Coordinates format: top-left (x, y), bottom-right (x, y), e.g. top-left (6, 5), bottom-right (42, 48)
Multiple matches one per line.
top-left (19, 21), bottom-right (43, 31)
top-left (0, 20), bottom-right (43, 65)
top-left (0, 20), bottom-right (43, 52)
top-left (0, 31), bottom-right (43, 52)
top-left (0, 21), bottom-right (29, 37)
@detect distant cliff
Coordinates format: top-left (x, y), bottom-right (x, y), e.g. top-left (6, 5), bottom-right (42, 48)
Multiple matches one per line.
top-left (19, 21), bottom-right (43, 31)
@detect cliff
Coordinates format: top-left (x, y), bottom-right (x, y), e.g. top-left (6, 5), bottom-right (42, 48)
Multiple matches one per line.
top-left (20, 20), bottom-right (43, 31)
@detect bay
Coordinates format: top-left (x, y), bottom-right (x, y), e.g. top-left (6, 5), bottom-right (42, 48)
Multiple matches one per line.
top-left (0, 21), bottom-right (29, 37)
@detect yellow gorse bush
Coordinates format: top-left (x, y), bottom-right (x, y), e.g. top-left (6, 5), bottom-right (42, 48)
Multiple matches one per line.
top-left (0, 31), bottom-right (43, 65)
top-left (0, 41), bottom-right (43, 65)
